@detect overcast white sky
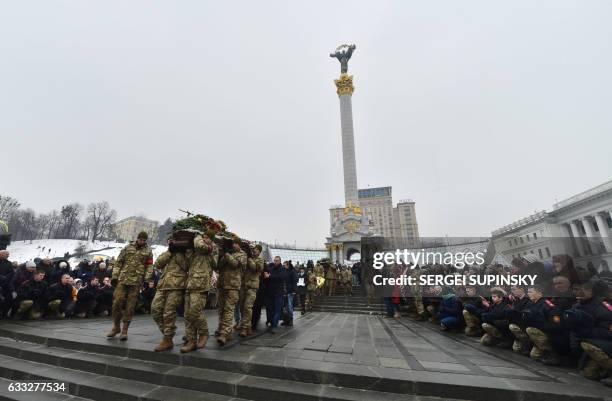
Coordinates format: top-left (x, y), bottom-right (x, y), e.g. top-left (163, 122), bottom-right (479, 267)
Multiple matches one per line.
top-left (2, 1), bottom-right (611, 247)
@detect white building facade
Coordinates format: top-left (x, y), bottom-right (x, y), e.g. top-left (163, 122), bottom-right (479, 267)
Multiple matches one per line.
top-left (491, 180), bottom-right (612, 272)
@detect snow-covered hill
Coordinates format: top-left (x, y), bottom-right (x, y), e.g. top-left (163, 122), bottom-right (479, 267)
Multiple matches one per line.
top-left (6, 239), bottom-right (167, 266)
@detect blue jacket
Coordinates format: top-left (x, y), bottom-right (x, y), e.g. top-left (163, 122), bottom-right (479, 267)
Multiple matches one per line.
top-left (438, 294), bottom-right (463, 319)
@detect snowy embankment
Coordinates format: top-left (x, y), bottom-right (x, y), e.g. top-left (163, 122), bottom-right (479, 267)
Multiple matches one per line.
top-left (7, 239), bottom-right (167, 265)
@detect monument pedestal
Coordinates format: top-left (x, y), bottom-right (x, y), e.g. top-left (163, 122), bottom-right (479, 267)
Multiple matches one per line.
top-left (326, 203), bottom-right (374, 264)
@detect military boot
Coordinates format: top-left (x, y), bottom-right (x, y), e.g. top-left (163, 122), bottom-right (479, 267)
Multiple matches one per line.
top-left (530, 345), bottom-right (543, 361)
top-left (512, 339), bottom-right (524, 353)
top-left (509, 324), bottom-right (527, 353)
top-left (239, 329), bottom-right (248, 338)
top-left (27, 309), bottom-right (42, 320)
top-left (47, 299), bottom-right (61, 318)
top-left (197, 335), bottom-right (208, 349)
top-left (464, 325), bottom-right (481, 337)
top-left (119, 321), bottom-right (130, 341)
top-left (154, 336), bottom-right (174, 352)
top-left (216, 334), bottom-right (228, 347)
top-left (480, 333), bottom-right (498, 346)
top-left (106, 320), bottom-right (121, 338)
top-left (180, 340), bottom-right (197, 353)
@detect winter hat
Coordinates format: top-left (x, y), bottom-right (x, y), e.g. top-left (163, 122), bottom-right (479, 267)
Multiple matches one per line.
top-left (137, 231), bottom-right (148, 240)
top-left (98, 262), bottom-right (106, 269)
top-left (59, 262), bottom-right (68, 268)
top-left (26, 261), bottom-right (36, 268)
top-left (490, 287), bottom-right (507, 298)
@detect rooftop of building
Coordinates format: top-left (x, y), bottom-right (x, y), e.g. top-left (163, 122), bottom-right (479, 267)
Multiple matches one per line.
top-left (358, 186), bottom-right (392, 198)
top-left (491, 179), bottom-right (612, 237)
top-left (552, 179), bottom-right (612, 211)
top-left (115, 216), bottom-right (159, 225)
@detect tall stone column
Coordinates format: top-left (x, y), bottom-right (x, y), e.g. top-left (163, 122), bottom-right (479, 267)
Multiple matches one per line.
top-left (582, 217), bottom-right (597, 255)
top-left (569, 221), bottom-right (585, 256)
top-left (594, 213), bottom-right (612, 253)
top-left (335, 74), bottom-right (359, 206)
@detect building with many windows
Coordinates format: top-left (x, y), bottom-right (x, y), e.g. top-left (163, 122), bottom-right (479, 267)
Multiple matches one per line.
top-left (352, 186), bottom-right (419, 241)
top-left (114, 216), bottom-right (159, 243)
top-left (491, 180), bottom-right (612, 272)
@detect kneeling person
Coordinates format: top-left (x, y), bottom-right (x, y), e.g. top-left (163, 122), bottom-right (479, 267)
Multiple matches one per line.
top-left (46, 274), bottom-right (75, 318)
top-left (13, 270), bottom-right (48, 319)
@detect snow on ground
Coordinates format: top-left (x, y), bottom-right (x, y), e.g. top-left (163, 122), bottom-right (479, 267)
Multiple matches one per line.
top-left (7, 239), bottom-right (167, 265)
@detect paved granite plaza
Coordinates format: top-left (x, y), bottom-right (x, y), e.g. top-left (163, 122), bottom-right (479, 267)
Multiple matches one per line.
top-left (0, 311), bottom-right (609, 401)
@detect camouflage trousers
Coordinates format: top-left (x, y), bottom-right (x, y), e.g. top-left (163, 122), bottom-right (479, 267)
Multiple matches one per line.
top-left (526, 327), bottom-right (554, 360)
top-left (184, 290), bottom-right (209, 342)
top-left (151, 290), bottom-right (183, 338)
top-left (112, 284), bottom-right (140, 323)
top-left (15, 300), bottom-right (43, 320)
top-left (462, 310), bottom-right (481, 336)
top-left (413, 292), bottom-right (424, 315)
top-left (481, 323), bottom-right (504, 346)
top-left (509, 324), bottom-right (529, 353)
top-left (217, 288), bottom-right (225, 322)
top-left (239, 288), bottom-right (257, 331)
top-left (305, 291), bottom-right (315, 311)
top-left (218, 289), bottom-right (239, 337)
top-left (326, 280), bottom-right (336, 296)
top-left (580, 341), bottom-right (612, 380)
top-left (340, 281), bottom-right (352, 295)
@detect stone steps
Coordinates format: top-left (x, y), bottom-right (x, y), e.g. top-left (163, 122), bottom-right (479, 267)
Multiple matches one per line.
top-left (310, 307), bottom-right (384, 315)
top-left (0, 336), bottom-right (460, 401)
top-left (313, 295), bottom-right (384, 315)
top-left (314, 299), bottom-right (383, 306)
top-left (311, 304), bottom-right (384, 312)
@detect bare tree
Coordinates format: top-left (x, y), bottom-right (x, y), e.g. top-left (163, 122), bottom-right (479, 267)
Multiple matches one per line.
top-left (58, 203), bottom-right (82, 239)
top-left (36, 213), bottom-right (52, 240)
top-left (17, 209), bottom-right (38, 242)
top-left (85, 202), bottom-right (117, 242)
top-left (0, 195), bottom-right (20, 221)
top-left (46, 210), bottom-right (61, 239)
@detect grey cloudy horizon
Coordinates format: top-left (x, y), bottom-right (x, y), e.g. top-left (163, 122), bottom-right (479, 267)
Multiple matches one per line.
top-left (2, 1), bottom-right (611, 247)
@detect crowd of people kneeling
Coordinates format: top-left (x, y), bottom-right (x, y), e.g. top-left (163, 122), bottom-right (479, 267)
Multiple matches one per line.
top-left (0, 250), bottom-right (157, 321)
top-left (384, 255), bottom-right (612, 385)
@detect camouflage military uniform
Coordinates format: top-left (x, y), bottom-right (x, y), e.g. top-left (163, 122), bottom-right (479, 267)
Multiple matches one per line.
top-left (217, 248), bottom-right (247, 343)
top-left (216, 265), bottom-right (225, 329)
top-left (111, 242), bottom-right (153, 324)
top-left (313, 263), bottom-right (324, 296)
top-left (410, 269), bottom-right (425, 318)
top-left (151, 250), bottom-right (191, 339)
top-left (341, 268), bottom-right (352, 296)
top-left (581, 341), bottom-right (612, 380)
top-left (183, 235), bottom-right (218, 347)
top-left (306, 272), bottom-right (317, 311)
top-left (239, 254), bottom-right (264, 334)
top-left (325, 266), bottom-right (336, 296)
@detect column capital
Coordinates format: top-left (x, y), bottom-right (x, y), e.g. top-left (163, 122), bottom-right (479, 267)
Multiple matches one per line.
top-left (334, 73), bottom-right (354, 96)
